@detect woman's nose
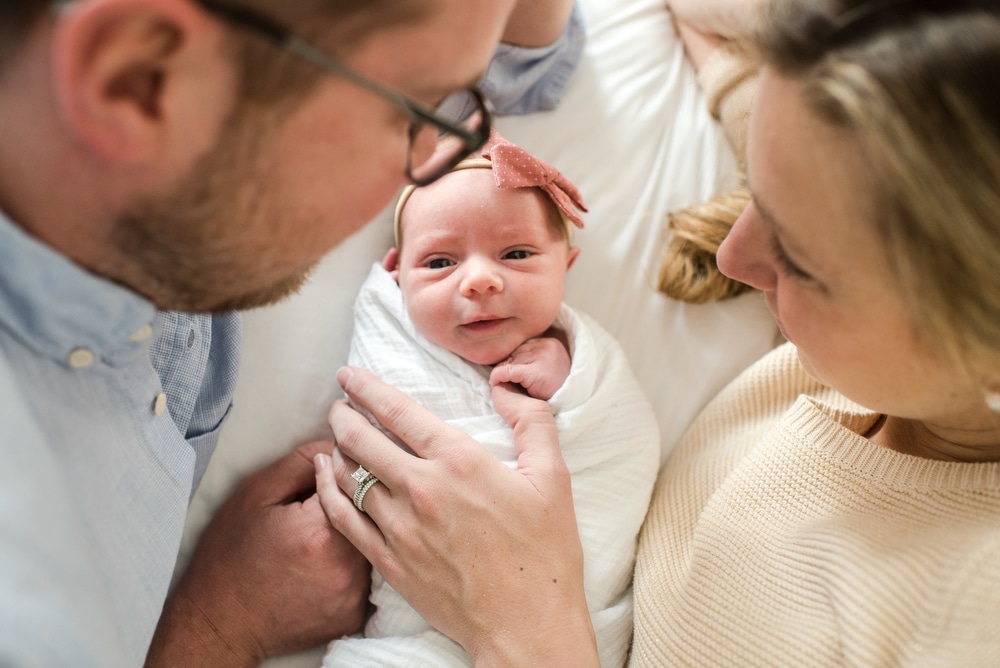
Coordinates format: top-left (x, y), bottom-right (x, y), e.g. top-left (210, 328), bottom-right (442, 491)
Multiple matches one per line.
top-left (717, 200), bottom-right (778, 293)
top-left (460, 257), bottom-right (503, 297)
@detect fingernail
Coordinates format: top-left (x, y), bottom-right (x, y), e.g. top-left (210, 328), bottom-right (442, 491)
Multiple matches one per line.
top-left (336, 366), bottom-right (354, 388)
top-left (314, 453), bottom-right (329, 471)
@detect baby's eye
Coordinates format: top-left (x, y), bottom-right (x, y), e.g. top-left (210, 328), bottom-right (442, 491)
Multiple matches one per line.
top-left (504, 250), bottom-right (531, 260)
top-left (428, 258), bottom-right (454, 269)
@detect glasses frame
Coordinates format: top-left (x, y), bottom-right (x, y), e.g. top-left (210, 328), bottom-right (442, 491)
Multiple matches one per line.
top-left (197, 0), bottom-right (493, 185)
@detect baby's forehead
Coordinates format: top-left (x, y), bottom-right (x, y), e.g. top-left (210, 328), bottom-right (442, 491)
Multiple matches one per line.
top-left (395, 164), bottom-right (573, 253)
top-left (412, 167), bottom-right (505, 201)
top-left (405, 170), bottom-right (559, 222)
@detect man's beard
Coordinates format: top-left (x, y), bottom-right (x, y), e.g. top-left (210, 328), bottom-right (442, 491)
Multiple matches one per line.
top-left (102, 102), bottom-right (318, 313)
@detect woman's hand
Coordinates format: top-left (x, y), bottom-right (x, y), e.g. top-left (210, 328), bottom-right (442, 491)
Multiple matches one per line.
top-left (314, 367), bottom-right (599, 667)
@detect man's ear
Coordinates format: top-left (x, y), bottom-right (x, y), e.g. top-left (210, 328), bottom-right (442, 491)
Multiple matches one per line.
top-left (50, 0), bottom-right (229, 165)
top-left (567, 245), bottom-right (580, 270)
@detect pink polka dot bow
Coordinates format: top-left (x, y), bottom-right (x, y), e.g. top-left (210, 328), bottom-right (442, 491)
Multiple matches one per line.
top-left (481, 130), bottom-right (588, 229)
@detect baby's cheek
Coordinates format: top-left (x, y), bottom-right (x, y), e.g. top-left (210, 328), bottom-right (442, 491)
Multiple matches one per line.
top-left (407, 294), bottom-right (450, 346)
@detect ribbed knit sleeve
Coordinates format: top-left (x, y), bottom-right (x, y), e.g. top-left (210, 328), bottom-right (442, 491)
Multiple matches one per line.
top-left (697, 43), bottom-right (757, 160)
top-left (629, 343), bottom-right (1000, 666)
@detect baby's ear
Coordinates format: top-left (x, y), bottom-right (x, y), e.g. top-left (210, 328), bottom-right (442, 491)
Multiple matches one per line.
top-left (382, 247), bottom-right (400, 282)
top-left (567, 245), bottom-right (581, 270)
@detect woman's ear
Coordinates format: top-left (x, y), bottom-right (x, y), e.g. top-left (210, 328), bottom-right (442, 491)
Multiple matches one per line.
top-left (567, 245), bottom-right (580, 270)
top-left (49, 0), bottom-right (231, 165)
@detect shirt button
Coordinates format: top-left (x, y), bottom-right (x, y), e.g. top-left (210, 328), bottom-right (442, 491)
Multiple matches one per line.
top-left (130, 323), bottom-right (154, 342)
top-left (67, 347), bottom-right (94, 369)
top-left (153, 393), bottom-right (168, 416)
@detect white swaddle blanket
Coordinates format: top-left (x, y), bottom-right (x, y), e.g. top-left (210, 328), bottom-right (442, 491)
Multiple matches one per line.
top-left (322, 264), bottom-right (660, 667)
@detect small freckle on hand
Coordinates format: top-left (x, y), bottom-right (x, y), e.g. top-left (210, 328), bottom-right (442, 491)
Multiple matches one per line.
top-left (552, 578), bottom-right (557, 583)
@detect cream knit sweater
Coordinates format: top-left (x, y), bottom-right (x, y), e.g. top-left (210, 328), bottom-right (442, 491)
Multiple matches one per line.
top-left (630, 343), bottom-right (1000, 666)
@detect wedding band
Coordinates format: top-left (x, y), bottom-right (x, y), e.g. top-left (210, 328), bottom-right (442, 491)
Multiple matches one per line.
top-left (354, 475), bottom-right (380, 513)
top-left (351, 464), bottom-right (373, 487)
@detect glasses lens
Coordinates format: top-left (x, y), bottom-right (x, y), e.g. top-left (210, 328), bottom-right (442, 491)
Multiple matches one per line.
top-left (408, 90), bottom-right (491, 185)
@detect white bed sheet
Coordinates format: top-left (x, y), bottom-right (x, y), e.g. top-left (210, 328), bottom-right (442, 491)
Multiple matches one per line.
top-left (177, 0), bottom-right (778, 665)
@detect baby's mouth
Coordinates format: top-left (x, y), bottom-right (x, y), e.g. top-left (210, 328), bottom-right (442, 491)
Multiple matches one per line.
top-left (462, 317), bottom-right (506, 331)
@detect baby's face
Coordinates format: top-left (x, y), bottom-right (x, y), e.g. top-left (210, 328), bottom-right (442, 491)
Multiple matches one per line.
top-left (396, 169), bottom-right (577, 366)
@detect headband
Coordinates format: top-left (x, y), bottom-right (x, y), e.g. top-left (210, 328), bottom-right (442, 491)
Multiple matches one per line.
top-left (393, 130), bottom-right (588, 245)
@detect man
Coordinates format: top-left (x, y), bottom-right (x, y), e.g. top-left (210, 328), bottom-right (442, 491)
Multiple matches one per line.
top-left (0, 0), bottom-right (580, 665)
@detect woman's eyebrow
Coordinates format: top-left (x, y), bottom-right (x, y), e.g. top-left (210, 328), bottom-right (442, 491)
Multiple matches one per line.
top-left (750, 187), bottom-right (791, 237)
top-left (748, 184), bottom-right (783, 232)
top-left (749, 186), bottom-right (814, 261)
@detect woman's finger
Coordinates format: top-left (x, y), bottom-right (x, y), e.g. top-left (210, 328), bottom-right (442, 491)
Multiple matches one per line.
top-left (491, 384), bottom-right (566, 483)
top-left (327, 398), bottom-right (426, 490)
top-left (488, 360), bottom-right (520, 387)
top-left (335, 366), bottom-right (472, 460)
top-left (330, 446), bottom-right (391, 520)
top-left (313, 452), bottom-right (388, 566)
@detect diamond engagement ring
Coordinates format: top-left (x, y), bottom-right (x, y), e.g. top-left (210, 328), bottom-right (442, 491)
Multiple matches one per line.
top-left (351, 465), bottom-right (373, 487)
top-left (353, 474), bottom-right (380, 513)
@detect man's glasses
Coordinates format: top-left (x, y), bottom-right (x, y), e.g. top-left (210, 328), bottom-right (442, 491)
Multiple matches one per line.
top-left (197, 0), bottom-right (493, 186)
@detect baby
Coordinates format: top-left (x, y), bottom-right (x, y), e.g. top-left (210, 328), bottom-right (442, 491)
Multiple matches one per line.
top-left (388, 131), bottom-right (585, 403)
top-left (322, 132), bottom-right (660, 667)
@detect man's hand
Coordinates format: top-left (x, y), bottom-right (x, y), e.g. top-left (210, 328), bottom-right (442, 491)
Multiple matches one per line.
top-left (146, 441), bottom-right (370, 667)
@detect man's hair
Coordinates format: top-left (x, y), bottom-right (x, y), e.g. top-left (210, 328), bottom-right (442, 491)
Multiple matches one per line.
top-left (759, 0), bottom-right (1000, 366)
top-left (2, 0), bottom-right (434, 103)
top-left (219, 0), bottom-right (434, 106)
top-left (0, 1), bottom-right (49, 64)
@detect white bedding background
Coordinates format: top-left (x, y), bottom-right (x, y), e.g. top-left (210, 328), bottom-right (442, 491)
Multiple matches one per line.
top-left (176, 0), bottom-right (778, 665)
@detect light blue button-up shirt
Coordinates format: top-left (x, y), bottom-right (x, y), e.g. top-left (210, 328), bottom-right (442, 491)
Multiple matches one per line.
top-left (482, 3), bottom-right (586, 115)
top-left (0, 10), bottom-right (583, 664)
top-left (0, 212), bottom-right (240, 667)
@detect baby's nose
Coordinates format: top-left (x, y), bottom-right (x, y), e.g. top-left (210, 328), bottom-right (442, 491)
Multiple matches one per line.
top-left (460, 257), bottom-right (503, 296)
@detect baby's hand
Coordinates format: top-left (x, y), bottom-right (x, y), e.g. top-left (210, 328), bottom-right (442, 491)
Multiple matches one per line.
top-left (489, 336), bottom-right (571, 401)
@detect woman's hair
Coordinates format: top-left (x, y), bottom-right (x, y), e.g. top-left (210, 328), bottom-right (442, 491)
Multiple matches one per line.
top-left (657, 184), bottom-right (753, 304)
top-left (758, 0), bottom-right (1000, 364)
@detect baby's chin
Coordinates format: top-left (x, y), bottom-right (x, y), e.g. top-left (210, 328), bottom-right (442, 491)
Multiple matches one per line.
top-left (447, 331), bottom-right (521, 367)
top-left (463, 350), bottom-right (514, 367)
top-left (453, 343), bottom-right (518, 367)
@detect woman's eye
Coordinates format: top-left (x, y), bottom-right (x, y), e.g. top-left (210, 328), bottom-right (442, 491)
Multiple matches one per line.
top-left (769, 236), bottom-right (812, 281)
top-left (428, 258), bottom-right (454, 269)
top-left (505, 250), bottom-right (531, 260)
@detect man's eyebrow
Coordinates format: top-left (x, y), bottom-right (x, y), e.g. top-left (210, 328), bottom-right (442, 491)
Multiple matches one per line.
top-left (413, 70), bottom-right (487, 103)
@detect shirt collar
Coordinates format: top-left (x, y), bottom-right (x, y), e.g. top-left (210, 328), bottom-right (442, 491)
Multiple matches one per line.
top-left (0, 210), bottom-right (157, 366)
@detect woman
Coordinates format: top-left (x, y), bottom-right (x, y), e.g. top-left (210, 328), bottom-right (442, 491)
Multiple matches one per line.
top-left (315, 0), bottom-right (1000, 664)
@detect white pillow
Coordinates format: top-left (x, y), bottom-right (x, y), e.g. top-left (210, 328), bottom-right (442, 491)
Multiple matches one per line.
top-left (178, 0), bottom-right (777, 664)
